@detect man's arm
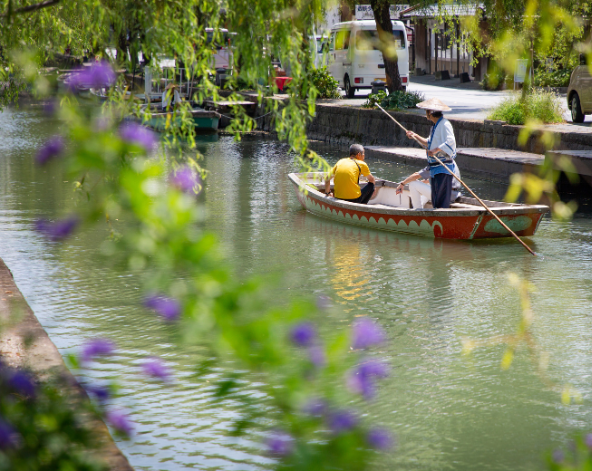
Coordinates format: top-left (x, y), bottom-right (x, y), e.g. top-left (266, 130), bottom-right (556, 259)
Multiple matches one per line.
top-left (395, 172), bottom-right (422, 194)
top-left (366, 173), bottom-right (376, 184)
top-left (324, 170), bottom-right (334, 195)
top-left (406, 131), bottom-right (428, 148)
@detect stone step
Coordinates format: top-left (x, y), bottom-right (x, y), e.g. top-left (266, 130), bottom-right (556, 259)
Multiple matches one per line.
top-left (365, 146), bottom-right (545, 181)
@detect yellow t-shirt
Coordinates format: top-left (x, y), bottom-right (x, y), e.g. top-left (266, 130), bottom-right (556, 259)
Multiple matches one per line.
top-left (331, 158), bottom-right (371, 199)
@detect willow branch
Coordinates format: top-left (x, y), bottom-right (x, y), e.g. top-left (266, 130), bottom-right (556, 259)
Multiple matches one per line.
top-left (2, 0), bottom-right (60, 18)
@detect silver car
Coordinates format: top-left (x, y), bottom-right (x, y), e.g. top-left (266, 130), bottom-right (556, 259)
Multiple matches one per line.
top-left (567, 54), bottom-right (592, 123)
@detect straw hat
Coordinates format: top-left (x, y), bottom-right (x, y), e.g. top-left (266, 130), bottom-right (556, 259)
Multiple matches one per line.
top-left (164, 83), bottom-right (179, 90)
top-left (416, 97), bottom-right (451, 112)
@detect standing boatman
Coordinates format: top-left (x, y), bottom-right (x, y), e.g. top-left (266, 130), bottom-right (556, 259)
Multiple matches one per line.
top-left (396, 98), bottom-right (460, 209)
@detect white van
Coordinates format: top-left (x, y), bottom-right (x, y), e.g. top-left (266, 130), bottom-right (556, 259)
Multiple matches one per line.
top-left (328, 20), bottom-right (409, 98)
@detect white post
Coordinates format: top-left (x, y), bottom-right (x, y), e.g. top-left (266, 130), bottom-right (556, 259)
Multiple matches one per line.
top-left (144, 66), bottom-right (152, 97)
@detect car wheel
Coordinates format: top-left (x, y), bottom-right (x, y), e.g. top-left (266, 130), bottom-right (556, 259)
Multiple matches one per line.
top-left (344, 76), bottom-right (355, 99)
top-left (571, 93), bottom-right (585, 123)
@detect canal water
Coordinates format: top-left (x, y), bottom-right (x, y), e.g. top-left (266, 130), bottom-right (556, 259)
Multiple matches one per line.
top-left (2, 105), bottom-right (592, 471)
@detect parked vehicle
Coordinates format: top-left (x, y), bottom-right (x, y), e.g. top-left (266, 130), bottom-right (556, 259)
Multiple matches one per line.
top-left (327, 20), bottom-right (409, 98)
top-left (567, 54), bottom-right (591, 123)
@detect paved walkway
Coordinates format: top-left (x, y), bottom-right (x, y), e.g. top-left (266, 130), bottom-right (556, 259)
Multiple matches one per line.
top-left (322, 73), bottom-right (592, 126)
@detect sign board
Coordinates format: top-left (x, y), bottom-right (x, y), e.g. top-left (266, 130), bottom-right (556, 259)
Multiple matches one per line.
top-left (514, 59), bottom-right (528, 84)
top-left (355, 4), bottom-right (410, 20)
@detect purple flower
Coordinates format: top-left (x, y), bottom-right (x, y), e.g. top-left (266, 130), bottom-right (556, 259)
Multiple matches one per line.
top-left (43, 100), bottom-right (57, 117)
top-left (141, 357), bottom-right (172, 383)
top-left (35, 216), bottom-right (78, 241)
top-left (290, 322), bottom-right (316, 347)
top-left (36, 135), bottom-right (64, 165)
top-left (302, 397), bottom-right (328, 417)
top-left (0, 420), bottom-right (18, 450)
top-left (552, 449), bottom-right (564, 464)
top-left (328, 409), bottom-right (358, 434)
top-left (119, 122), bottom-right (157, 152)
top-left (7, 370), bottom-right (36, 397)
top-left (81, 338), bottom-right (115, 363)
top-left (586, 433), bottom-right (592, 450)
top-left (170, 166), bottom-right (201, 194)
top-left (367, 427), bottom-right (394, 450)
top-left (308, 345), bottom-right (326, 368)
top-left (266, 430), bottom-right (294, 456)
top-left (68, 61), bottom-right (116, 91)
top-left (352, 318), bottom-right (385, 349)
top-left (107, 409), bottom-right (134, 437)
top-left (143, 294), bottom-right (181, 321)
top-left (86, 384), bottom-right (110, 402)
top-left (347, 360), bottom-right (389, 399)
top-left (316, 295), bottom-right (332, 310)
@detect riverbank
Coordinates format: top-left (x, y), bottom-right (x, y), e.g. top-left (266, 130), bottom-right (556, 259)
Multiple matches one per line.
top-left (0, 258), bottom-right (133, 471)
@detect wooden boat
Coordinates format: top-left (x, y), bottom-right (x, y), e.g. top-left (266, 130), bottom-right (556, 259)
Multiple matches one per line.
top-left (289, 172), bottom-right (549, 240)
top-left (139, 106), bottom-right (221, 132)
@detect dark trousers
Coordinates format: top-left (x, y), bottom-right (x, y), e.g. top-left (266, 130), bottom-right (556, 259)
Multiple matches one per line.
top-left (342, 182), bottom-right (375, 205)
top-left (431, 174), bottom-right (453, 209)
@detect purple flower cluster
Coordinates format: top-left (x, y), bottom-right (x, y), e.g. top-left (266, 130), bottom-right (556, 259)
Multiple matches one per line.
top-left (366, 427), bottom-right (394, 450)
top-left (119, 122), bottom-right (158, 152)
top-left (586, 433), bottom-right (592, 449)
top-left (351, 318), bottom-right (385, 349)
top-left (266, 430), bottom-right (294, 456)
top-left (36, 135), bottom-right (65, 165)
top-left (289, 322), bottom-right (325, 367)
top-left (68, 61), bottom-right (116, 91)
top-left (144, 294), bottom-right (181, 321)
top-left (86, 383), bottom-right (110, 402)
top-left (328, 409), bottom-right (358, 434)
top-left (81, 338), bottom-right (115, 364)
top-left (347, 360), bottom-right (389, 400)
top-left (141, 357), bottom-right (172, 383)
top-left (107, 409), bottom-right (134, 438)
top-left (0, 420), bottom-right (18, 450)
top-left (170, 166), bottom-right (201, 194)
top-left (290, 322), bottom-right (316, 347)
top-left (35, 216), bottom-right (79, 241)
top-left (7, 370), bottom-right (36, 397)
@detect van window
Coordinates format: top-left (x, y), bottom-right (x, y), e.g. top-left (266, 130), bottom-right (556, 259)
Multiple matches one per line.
top-left (355, 30), bottom-right (405, 50)
top-left (206, 31), bottom-right (230, 50)
top-left (335, 30), bottom-right (351, 50)
top-left (329, 32), bottom-right (336, 51)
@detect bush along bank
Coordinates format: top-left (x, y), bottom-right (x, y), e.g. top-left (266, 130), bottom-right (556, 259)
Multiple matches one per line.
top-left (487, 89), bottom-right (564, 125)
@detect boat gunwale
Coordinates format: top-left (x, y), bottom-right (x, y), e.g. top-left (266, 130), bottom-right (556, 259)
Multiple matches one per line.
top-left (288, 172), bottom-right (549, 218)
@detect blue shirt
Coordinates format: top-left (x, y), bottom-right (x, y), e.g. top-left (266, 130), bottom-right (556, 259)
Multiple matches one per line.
top-left (426, 117), bottom-right (457, 178)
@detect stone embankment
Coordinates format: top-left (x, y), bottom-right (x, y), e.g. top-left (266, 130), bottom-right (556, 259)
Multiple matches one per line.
top-left (305, 103), bottom-right (592, 154)
top-left (0, 258), bottom-right (133, 471)
top-left (257, 101), bottom-right (592, 190)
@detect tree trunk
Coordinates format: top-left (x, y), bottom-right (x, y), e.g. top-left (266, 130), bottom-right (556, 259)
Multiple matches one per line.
top-left (369, 0), bottom-right (402, 92)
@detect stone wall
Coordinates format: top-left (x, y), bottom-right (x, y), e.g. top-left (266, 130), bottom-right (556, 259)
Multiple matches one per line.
top-left (301, 104), bottom-right (592, 153)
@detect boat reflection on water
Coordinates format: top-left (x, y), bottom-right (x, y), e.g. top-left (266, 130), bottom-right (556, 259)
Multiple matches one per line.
top-left (294, 209), bottom-right (478, 262)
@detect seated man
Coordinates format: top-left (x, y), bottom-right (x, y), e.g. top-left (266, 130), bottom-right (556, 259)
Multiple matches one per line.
top-left (395, 161), bottom-right (462, 209)
top-left (324, 144), bottom-right (377, 204)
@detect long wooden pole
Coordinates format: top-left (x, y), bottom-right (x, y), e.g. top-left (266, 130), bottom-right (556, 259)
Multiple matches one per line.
top-left (375, 104), bottom-right (537, 256)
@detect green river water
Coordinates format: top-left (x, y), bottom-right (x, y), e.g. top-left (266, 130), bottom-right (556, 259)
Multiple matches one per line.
top-left (2, 105), bottom-right (592, 471)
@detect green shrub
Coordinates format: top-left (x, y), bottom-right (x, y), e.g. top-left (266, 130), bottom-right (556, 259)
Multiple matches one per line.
top-left (534, 68), bottom-right (573, 87)
top-left (362, 90), bottom-right (387, 108)
top-left (481, 69), bottom-right (508, 91)
top-left (363, 89), bottom-right (424, 110)
top-left (309, 67), bottom-right (341, 99)
top-left (487, 89), bottom-right (564, 125)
